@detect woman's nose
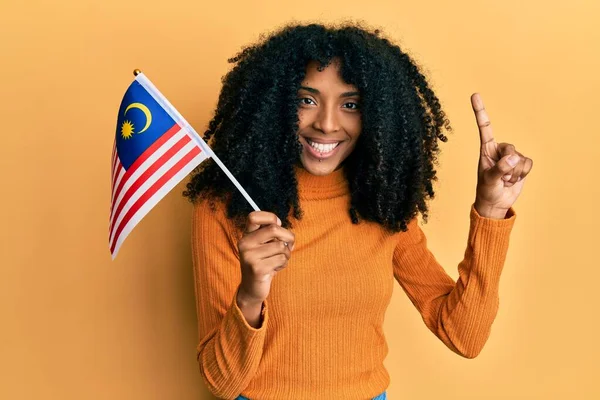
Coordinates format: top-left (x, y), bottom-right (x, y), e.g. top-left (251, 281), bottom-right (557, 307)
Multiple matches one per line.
top-left (313, 105), bottom-right (340, 134)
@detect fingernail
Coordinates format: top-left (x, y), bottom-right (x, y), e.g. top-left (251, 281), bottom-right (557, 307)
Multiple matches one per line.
top-left (276, 217), bottom-right (282, 226)
top-left (507, 155), bottom-right (519, 166)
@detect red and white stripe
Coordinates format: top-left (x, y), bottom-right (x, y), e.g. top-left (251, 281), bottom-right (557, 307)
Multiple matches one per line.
top-left (108, 123), bottom-right (208, 258)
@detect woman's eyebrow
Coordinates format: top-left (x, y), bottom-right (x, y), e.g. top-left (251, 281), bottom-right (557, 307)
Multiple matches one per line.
top-left (299, 86), bottom-right (360, 98)
top-left (299, 86), bottom-right (320, 94)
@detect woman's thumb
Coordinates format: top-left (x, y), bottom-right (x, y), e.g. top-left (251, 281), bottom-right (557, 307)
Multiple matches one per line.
top-left (486, 154), bottom-right (519, 182)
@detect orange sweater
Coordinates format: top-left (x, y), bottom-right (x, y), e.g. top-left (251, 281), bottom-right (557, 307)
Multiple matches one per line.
top-left (191, 165), bottom-right (516, 400)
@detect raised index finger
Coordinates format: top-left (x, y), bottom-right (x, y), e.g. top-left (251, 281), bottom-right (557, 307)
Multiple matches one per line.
top-left (471, 93), bottom-right (494, 146)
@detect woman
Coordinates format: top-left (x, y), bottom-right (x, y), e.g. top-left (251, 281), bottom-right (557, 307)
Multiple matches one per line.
top-left (184, 22), bottom-right (532, 400)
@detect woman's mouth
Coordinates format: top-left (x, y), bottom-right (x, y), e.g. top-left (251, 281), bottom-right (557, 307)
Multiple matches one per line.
top-left (303, 137), bottom-right (342, 160)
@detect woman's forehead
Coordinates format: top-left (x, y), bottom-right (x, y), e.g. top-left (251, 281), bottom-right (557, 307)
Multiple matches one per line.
top-left (301, 60), bottom-right (358, 93)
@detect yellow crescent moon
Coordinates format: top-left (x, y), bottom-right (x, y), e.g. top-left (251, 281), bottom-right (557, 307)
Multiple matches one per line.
top-left (124, 103), bottom-right (152, 134)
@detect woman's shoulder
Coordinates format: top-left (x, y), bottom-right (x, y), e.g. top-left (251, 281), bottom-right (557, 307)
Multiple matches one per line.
top-left (386, 213), bottom-right (426, 246)
top-left (193, 195), bottom-right (226, 216)
top-left (192, 196), bottom-right (243, 240)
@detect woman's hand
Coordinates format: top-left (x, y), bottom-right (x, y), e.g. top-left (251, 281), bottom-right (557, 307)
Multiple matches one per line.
top-left (470, 93), bottom-right (534, 219)
top-left (237, 211), bottom-right (296, 305)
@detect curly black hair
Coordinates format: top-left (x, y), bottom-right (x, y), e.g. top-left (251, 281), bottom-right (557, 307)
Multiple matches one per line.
top-left (183, 21), bottom-right (452, 233)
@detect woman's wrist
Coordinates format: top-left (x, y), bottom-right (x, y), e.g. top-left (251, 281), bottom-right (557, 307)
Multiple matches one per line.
top-left (473, 201), bottom-right (508, 220)
top-left (236, 288), bottom-right (265, 328)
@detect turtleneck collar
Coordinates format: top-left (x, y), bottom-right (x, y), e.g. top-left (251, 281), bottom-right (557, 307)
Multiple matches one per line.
top-left (294, 164), bottom-right (349, 200)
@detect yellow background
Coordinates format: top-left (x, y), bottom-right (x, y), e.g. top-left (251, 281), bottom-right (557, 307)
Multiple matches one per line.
top-left (1, 0), bottom-right (598, 398)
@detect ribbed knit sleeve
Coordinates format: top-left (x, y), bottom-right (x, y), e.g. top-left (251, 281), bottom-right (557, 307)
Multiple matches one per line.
top-left (191, 199), bottom-right (269, 399)
top-left (392, 203), bottom-right (516, 358)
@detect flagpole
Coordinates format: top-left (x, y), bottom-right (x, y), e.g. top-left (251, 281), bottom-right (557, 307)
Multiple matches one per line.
top-left (133, 69), bottom-right (261, 212)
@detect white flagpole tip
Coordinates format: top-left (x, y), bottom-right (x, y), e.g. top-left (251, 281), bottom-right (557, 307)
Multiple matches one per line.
top-left (133, 69), bottom-right (142, 76)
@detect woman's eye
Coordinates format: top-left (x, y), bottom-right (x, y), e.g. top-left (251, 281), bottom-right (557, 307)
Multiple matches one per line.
top-left (298, 97), bottom-right (315, 105)
top-left (343, 102), bottom-right (359, 110)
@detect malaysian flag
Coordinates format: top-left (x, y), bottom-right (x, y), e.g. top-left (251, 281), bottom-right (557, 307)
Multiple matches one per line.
top-left (109, 71), bottom-right (260, 259)
top-left (109, 72), bottom-right (210, 259)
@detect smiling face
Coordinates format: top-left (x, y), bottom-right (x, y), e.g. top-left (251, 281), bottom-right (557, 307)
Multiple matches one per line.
top-left (296, 59), bottom-right (362, 176)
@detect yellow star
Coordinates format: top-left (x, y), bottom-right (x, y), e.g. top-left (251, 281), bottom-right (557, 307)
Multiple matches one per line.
top-left (121, 120), bottom-right (134, 139)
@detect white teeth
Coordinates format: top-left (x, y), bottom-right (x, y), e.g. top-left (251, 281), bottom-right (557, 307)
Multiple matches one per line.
top-left (307, 139), bottom-right (340, 153)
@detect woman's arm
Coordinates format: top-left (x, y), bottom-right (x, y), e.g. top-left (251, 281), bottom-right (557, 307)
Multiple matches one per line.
top-left (392, 203), bottom-right (516, 358)
top-left (191, 199), bottom-right (268, 399)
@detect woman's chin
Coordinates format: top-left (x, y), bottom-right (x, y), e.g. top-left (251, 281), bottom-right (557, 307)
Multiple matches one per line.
top-left (299, 155), bottom-right (339, 176)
